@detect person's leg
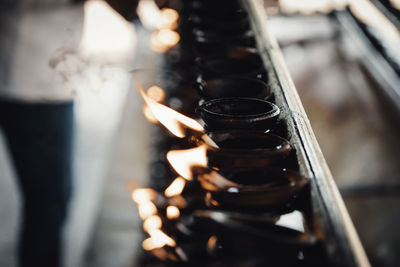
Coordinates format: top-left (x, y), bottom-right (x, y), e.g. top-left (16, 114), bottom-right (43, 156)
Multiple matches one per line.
top-left (0, 98), bottom-right (74, 267)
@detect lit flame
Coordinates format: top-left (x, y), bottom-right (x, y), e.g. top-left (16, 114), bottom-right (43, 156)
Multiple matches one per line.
top-left (137, 1), bottom-right (180, 52)
top-left (137, 1), bottom-right (179, 30)
top-left (207, 235), bottom-right (218, 250)
top-left (143, 105), bottom-right (158, 123)
top-left (158, 8), bottom-right (179, 30)
top-left (143, 215), bottom-right (163, 233)
top-left (133, 73), bottom-right (204, 138)
top-left (150, 29), bottom-right (180, 53)
top-left (166, 144), bottom-right (208, 180)
top-left (132, 188), bottom-right (157, 204)
top-left (164, 177), bottom-right (186, 197)
top-left (166, 206), bottom-right (180, 219)
top-left (147, 85), bottom-right (165, 102)
top-left (142, 229), bottom-right (176, 250)
top-left (138, 201), bottom-right (158, 220)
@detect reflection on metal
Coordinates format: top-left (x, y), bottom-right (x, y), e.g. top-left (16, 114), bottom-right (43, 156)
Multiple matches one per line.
top-left (336, 9), bottom-right (400, 111)
top-left (279, 0), bottom-right (347, 14)
top-left (370, 0), bottom-right (400, 31)
top-left (349, 0), bottom-right (400, 37)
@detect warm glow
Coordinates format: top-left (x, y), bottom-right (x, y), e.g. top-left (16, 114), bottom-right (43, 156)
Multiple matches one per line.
top-left (149, 229), bottom-right (176, 246)
top-left (205, 192), bottom-right (220, 207)
top-left (138, 202), bottom-right (158, 220)
top-left (150, 29), bottom-right (180, 53)
top-left (164, 177), bottom-right (186, 197)
top-left (132, 188), bottom-right (157, 204)
top-left (168, 195), bottom-right (188, 208)
top-left (150, 33), bottom-right (169, 52)
top-left (158, 29), bottom-right (180, 46)
top-left (159, 8), bottom-right (179, 29)
top-left (166, 206), bottom-right (180, 219)
top-left (136, 1), bottom-right (179, 52)
top-left (166, 144), bottom-right (208, 180)
top-left (142, 237), bottom-right (161, 251)
top-left (143, 105), bottom-right (158, 123)
top-left (142, 229), bottom-right (176, 250)
top-left (147, 86), bottom-right (165, 102)
top-left (133, 73), bottom-right (204, 138)
top-left (137, 0), bottom-right (163, 29)
top-left (207, 235), bottom-right (218, 250)
top-left (137, 1), bottom-right (179, 30)
top-left (143, 215), bottom-right (163, 233)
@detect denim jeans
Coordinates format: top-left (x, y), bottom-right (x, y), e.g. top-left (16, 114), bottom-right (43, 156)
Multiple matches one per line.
top-left (0, 98), bottom-right (73, 267)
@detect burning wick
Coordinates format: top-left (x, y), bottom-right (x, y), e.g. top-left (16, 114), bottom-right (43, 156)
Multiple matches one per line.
top-left (133, 72), bottom-right (204, 138)
top-left (166, 145), bottom-right (208, 180)
top-left (142, 229), bottom-right (176, 251)
top-left (164, 177), bottom-right (186, 197)
top-left (166, 205), bottom-right (180, 219)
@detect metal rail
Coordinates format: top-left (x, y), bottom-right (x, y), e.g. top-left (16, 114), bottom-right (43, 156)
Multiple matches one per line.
top-left (243, 1), bottom-right (371, 266)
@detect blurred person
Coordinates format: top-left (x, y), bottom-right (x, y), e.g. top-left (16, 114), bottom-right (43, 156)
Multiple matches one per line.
top-left (0, 0), bottom-right (138, 266)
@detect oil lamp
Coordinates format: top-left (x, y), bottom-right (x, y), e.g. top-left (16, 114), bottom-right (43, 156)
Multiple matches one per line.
top-left (198, 98), bottom-right (280, 131)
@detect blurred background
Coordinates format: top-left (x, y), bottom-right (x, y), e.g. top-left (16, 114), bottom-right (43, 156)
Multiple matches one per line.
top-left (0, 0), bottom-right (399, 266)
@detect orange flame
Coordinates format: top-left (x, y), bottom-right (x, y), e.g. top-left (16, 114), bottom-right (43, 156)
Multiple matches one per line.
top-left (143, 215), bottom-right (163, 233)
top-left (166, 205), bottom-right (180, 219)
top-left (133, 73), bottom-right (204, 138)
top-left (207, 235), bottom-right (218, 250)
top-left (147, 85), bottom-right (166, 102)
top-left (166, 144), bottom-right (208, 180)
top-left (138, 201), bottom-right (158, 220)
top-left (142, 229), bottom-right (176, 250)
top-left (150, 29), bottom-right (180, 53)
top-left (164, 177), bottom-right (186, 197)
top-left (132, 188), bottom-right (157, 204)
top-left (143, 105), bottom-right (158, 123)
top-left (158, 8), bottom-right (179, 30)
